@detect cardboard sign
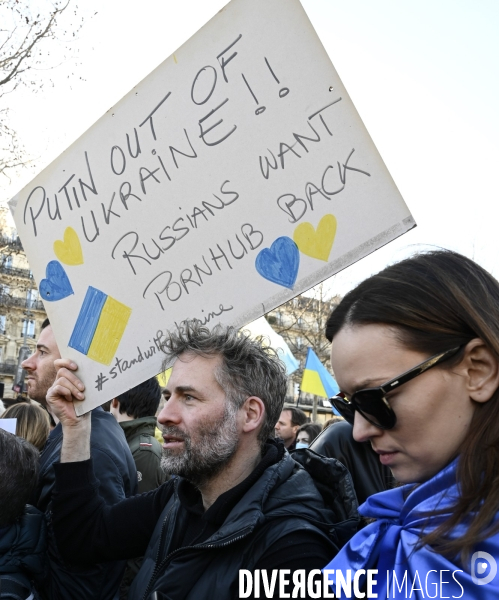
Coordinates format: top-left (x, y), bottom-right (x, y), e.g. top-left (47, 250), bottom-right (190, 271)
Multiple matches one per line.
top-left (0, 419), bottom-right (17, 434)
top-left (11, 0), bottom-right (415, 414)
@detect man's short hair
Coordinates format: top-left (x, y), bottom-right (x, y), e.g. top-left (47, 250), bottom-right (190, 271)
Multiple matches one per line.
top-left (285, 407), bottom-right (309, 427)
top-left (116, 378), bottom-right (161, 420)
top-left (0, 429), bottom-right (39, 526)
top-left (162, 321), bottom-right (287, 445)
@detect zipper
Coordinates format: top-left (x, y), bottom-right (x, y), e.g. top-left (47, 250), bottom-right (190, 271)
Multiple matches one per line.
top-left (141, 525), bottom-right (254, 599)
top-left (202, 527), bottom-right (253, 549)
top-left (141, 503), bottom-right (176, 600)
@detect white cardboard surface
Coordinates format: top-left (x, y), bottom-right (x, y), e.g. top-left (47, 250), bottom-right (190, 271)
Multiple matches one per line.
top-left (12, 0), bottom-right (415, 414)
top-left (0, 419), bottom-right (17, 434)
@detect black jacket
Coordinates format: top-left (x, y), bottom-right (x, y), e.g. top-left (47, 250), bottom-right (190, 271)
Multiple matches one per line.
top-left (34, 407), bottom-right (138, 600)
top-left (310, 420), bottom-right (394, 505)
top-left (130, 447), bottom-right (358, 599)
top-left (52, 442), bottom-right (358, 599)
top-left (0, 505), bottom-right (46, 599)
top-left (119, 416), bottom-right (168, 598)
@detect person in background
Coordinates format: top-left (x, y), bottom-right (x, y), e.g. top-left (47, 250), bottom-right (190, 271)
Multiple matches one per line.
top-left (1, 395), bottom-right (29, 411)
top-left (321, 416), bottom-right (344, 430)
top-left (324, 250), bottom-right (499, 596)
top-left (21, 318), bottom-right (137, 600)
top-left (274, 406), bottom-right (308, 450)
top-left (295, 422), bottom-right (322, 448)
top-left (0, 428), bottom-right (46, 599)
top-left (110, 377), bottom-right (167, 494)
top-left (3, 402), bottom-right (50, 451)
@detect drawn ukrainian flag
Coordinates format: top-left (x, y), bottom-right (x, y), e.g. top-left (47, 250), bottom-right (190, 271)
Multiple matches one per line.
top-left (300, 347), bottom-right (339, 399)
top-left (69, 286), bottom-right (132, 365)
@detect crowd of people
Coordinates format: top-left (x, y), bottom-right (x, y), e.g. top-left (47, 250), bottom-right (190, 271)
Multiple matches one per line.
top-left (1, 249), bottom-right (499, 598)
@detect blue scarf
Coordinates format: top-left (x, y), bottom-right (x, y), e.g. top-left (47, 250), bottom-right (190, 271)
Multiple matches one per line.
top-left (324, 460), bottom-right (499, 599)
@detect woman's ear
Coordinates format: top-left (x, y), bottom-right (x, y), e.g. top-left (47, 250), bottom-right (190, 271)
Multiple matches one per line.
top-left (240, 396), bottom-right (265, 434)
top-left (460, 339), bottom-right (499, 403)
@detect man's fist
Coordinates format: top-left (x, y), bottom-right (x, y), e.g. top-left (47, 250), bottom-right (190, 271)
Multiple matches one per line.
top-left (47, 359), bottom-right (88, 428)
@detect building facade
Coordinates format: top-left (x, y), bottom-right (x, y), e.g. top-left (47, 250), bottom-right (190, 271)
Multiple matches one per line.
top-left (0, 233), bottom-right (46, 398)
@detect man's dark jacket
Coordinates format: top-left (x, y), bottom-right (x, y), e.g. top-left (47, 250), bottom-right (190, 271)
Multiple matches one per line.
top-left (0, 505), bottom-right (46, 599)
top-left (52, 442), bottom-right (358, 599)
top-left (34, 407), bottom-right (138, 600)
top-left (119, 416), bottom-right (168, 598)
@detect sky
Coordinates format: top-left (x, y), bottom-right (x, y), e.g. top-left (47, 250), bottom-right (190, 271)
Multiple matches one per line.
top-left (2, 0), bottom-right (498, 296)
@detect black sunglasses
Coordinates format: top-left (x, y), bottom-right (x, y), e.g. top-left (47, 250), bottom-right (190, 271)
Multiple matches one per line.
top-left (330, 345), bottom-right (464, 430)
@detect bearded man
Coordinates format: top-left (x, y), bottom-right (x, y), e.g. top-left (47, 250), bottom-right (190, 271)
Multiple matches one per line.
top-left (47, 322), bottom-right (357, 599)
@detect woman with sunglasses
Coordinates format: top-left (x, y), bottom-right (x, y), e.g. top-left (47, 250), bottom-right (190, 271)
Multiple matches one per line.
top-left (323, 250), bottom-right (499, 597)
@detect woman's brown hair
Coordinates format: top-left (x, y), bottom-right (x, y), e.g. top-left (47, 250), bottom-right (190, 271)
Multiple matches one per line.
top-left (3, 402), bottom-right (50, 450)
top-left (325, 249), bottom-right (499, 560)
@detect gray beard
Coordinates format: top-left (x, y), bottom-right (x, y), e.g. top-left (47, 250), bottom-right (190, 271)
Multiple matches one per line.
top-left (160, 402), bottom-right (239, 487)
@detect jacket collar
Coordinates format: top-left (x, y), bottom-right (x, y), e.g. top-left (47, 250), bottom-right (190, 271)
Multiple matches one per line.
top-left (119, 416), bottom-right (157, 438)
top-left (176, 440), bottom-right (283, 527)
top-left (171, 439), bottom-right (336, 547)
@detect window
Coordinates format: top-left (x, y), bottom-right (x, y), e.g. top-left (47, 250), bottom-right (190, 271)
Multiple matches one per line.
top-left (0, 285), bottom-right (9, 296)
top-left (3, 256), bottom-right (12, 268)
top-left (0, 315), bottom-right (5, 334)
top-left (27, 289), bottom-right (38, 307)
top-left (22, 319), bottom-right (35, 337)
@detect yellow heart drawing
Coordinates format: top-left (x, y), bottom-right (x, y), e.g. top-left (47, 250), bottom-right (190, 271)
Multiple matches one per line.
top-left (293, 214), bottom-right (337, 262)
top-left (53, 227), bottom-right (84, 266)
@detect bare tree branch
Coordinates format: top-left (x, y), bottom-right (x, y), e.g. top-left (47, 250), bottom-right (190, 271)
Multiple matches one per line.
top-left (0, 0), bottom-right (84, 180)
top-left (0, 112), bottom-right (27, 182)
top-left (266, 283), bottom-right (342, 395)
top-left (0, 1), bottom-right (75, 93)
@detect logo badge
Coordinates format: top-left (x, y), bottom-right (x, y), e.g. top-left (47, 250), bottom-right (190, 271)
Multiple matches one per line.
top-left (471, 551), bottom-right (497, 585)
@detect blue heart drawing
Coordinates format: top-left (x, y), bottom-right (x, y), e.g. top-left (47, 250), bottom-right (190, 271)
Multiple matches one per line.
top-left (255, 236), bottom-right (300, 289)
top-left (39, 260), bottom-right (74, 302)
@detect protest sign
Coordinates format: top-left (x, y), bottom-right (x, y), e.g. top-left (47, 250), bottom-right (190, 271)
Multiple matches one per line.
top-left (11, 0), bottom-right (415, 414)
top-left (0, 419), bottom-right (17, 434)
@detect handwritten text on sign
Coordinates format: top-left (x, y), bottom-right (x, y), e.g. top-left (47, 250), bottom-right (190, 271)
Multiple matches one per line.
top-left (12, 0), bottom-right (415, 413)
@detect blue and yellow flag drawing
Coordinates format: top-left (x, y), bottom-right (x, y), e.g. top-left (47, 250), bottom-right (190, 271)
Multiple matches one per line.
top-left (300, 347), bottom-right (339, 399)
top-left (69, 286), bottom-right (132, 366)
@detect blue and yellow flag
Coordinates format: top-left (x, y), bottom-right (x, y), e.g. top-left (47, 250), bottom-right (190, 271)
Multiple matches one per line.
top-left (300, 347), bottom-right (339, 399)
top-left (68, 286), bottom-right (132, 366)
